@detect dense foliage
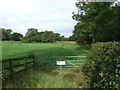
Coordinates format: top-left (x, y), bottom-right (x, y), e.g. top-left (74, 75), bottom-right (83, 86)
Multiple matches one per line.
top-left (1, 28), bottom-right (23, 41)
top-left (21, 28), bottom-right (68, 43)
top-left (68, 35), bottom-right (75, 41)
top-left (1, 28), bottom-right (70, 42)
top-left (11, 32), bottom-right (23, 41)
top-left (83, 42), bottom-right (120, 88)
top-left (72, 2), bottom-right (120, 44)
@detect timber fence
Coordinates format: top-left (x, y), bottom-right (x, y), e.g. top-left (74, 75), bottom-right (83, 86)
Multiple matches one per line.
top-left (2, 54), bottom-right (35, 79)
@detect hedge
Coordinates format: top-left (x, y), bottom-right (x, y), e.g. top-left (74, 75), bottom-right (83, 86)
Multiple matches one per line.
top-left (83, 42), bottom-right (120, 88)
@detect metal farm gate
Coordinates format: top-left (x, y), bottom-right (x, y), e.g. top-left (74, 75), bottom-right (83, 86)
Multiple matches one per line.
top-left (35, 56), bottom-right (86, 69)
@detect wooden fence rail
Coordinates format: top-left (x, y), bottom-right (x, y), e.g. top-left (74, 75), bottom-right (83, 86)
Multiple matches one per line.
top-left (2, 55), bottom-right (35, 79)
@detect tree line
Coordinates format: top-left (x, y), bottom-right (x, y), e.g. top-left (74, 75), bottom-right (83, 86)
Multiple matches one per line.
top-left (1, 28), bottom-right (74, 42)
top-left (72, 2), bottom-right (120, 44)
top-left (22, 28), bottom-right (71, 43)
top-left (1, 28), bottom-right (23, 41)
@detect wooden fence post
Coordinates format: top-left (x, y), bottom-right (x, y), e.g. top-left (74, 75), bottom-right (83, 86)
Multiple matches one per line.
top-left (32, 55), bottom-right (36, 70)
top-left (9, 58), bottom-right (13, 79)
top-left (25, 58), bottom-right (27, 71)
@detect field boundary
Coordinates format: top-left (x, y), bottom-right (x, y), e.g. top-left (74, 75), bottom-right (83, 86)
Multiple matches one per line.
top-left (2, 55), bottom-right (35, 79)
top-left (2, 55), bottom-right (86, 79)
top-left (36, 56), bottom-right (86, 69)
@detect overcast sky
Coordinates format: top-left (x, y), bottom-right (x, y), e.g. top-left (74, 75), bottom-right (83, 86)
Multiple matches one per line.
top-left (0, 0), bottom-right (77, 37)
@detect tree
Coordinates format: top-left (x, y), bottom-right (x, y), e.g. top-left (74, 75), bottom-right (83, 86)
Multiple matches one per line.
top-left (40, 31), bottom-right (55, 43)
top-left (73, 22), bottom-right (92, 44)
top-left (72, 1), bottom-right (120, 44)
top-left (25, 28), bottom-right (38, 38)
top-left (1, 28), bottom-right (12, 40)
top-left (11, 32), bottom-right (23, 41)
top-left (1, 28), bottom-right (6, 40)
top-left (22, 28), bottom-right (68, 43)
top-left (69, 35), bottom-right (75, 41)
top-left (22, 30), bottom-right (61, 43)
top-left (54, 33), bottom-right (61, 41)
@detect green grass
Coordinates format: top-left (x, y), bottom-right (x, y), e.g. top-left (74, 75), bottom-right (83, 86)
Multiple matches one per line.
top-left (3, 69), bottom-right (89, 88)
top-left (2, 41), bottom-right (89, 59)
top-left (2, 41), bottom-right (90, 88)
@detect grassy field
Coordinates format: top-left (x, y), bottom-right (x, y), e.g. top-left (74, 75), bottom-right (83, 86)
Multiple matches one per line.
top-left (2, 41), bottom-right (90, 88)
top-left (2, 41), bottom-right (89, 59)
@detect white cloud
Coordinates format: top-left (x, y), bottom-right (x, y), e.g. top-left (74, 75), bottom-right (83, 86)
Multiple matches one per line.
top-left (0, 0), bottom-right (77, 37)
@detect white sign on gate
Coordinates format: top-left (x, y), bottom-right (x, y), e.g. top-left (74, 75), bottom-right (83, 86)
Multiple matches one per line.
top-left (56, 60), bottom-right (66, 65)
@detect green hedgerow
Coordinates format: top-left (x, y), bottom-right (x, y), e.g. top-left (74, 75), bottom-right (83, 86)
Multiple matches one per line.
top-left (83, 42), bottom-right (120, 88)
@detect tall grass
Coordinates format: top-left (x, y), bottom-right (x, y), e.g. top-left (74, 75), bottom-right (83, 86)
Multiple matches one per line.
top-left (3, 69), bottom-right (89, 88)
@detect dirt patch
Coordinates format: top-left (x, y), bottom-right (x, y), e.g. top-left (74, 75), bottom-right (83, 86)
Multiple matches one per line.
top-left (63, 74), bottom-right (75, 79)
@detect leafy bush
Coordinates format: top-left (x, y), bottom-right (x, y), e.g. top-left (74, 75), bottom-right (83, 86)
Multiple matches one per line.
top-left (83, 42), bottom-right (120, 88)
